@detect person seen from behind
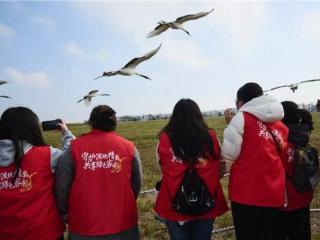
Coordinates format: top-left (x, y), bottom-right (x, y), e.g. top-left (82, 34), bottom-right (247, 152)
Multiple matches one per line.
top-left (273, 101), bottom-right (316, 240)
top-left (154, 99), bottom-right (228, 240)
top-left (55, 105), bottom-right (142, 240)
top-left (0, 107), bottom-right (75, 240)
top-left (221, 82), bottom-right (289, 240)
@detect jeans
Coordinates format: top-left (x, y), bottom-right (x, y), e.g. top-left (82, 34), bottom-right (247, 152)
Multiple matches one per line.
top-left (165, 219), bottom-right (214, 240)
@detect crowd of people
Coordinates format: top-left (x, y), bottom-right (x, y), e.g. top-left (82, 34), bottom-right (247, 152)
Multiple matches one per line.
top-left (0, 82), bottom-right (319, 240)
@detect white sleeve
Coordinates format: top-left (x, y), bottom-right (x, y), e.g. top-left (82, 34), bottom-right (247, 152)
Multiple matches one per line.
top-left (50, 130), bottom-right (76, 173)
top-left (221, 112), bottom-right (245, 161)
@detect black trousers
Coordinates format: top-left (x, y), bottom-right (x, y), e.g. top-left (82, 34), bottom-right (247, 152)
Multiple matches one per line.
top-left (273, 206), bottom-right (311, 240)
top-left (231, 202), bottom-right (278, 240)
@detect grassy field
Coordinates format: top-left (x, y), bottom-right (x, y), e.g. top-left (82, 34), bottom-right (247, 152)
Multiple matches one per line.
top-left (44, 113), bottom-right (320, 240)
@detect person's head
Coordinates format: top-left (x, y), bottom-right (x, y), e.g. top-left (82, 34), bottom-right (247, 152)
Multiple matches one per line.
top-left (281, 101), bottom-right (313, 132)
top-left (160, 99), bottom-right (217, 163)
top-left (236, 82), bottom-right (263, 109)
top-left (0, 107), bottom-right (46, 182)
top-left (89, 105), bottom-right (117, 131)
top-left (0, 107), bottom-right (46, 145)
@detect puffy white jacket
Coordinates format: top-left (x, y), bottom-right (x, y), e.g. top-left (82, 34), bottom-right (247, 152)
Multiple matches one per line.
top-left (222, 95), bottom-right (284, 161)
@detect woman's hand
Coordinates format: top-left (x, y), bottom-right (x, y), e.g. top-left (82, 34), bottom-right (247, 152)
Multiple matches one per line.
top-left (57, 119), bottom-right (69, 132)
top-left (224, 108), bottom-right (235, 124)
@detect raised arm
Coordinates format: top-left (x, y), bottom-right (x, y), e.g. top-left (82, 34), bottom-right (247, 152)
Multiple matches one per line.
top-left (221, 112), bottom-right (244, 161)
top-left (50, 120), bottom-right (75, 172)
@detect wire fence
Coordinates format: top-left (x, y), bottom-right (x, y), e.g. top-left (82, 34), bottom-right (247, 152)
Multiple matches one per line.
top-left (139, 174), bottom-right (320, 236)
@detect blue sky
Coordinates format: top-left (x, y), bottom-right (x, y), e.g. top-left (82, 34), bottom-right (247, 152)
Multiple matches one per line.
top-left (1, 1), bottom-right (320, 122)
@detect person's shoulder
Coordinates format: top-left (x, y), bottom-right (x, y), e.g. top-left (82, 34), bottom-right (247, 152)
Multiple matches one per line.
top-left (30, 145), bottom-right (51, 159)
top-left (34, 145), bottom-right (50, 152)
top-left (208, 129), bottom-right (217, 138)
top-left (115, 133), bottom-right (135, 147)
top-left (275, 120), bottom-right (289, 132)
top-left (158, 132), bottom-right (170, 143)
top-left (159, 131), bottom-right (168, 138)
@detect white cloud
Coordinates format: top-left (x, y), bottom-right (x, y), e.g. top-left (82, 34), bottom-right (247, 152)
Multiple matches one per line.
top-left (159, 37), bottom-right (212, 70)
top-left (301, 10), bottom-right (320, 42)
top-left (63, 42), bottom-right (85, 56)
top-left (61, 41), bottom-right (108, 62)
top-left (5, 67), bottom-right (52, 89)
top-left (0, 23), bottom-right (15, 40)
top-left (31, 16), bottom-right (55, 29)
top-left (213, 3), bottom-right (267, 46)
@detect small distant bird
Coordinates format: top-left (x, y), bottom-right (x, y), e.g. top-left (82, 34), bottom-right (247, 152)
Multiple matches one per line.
top-left (264, 79), bottom-right (320, 93)
top-left (0, 80), bottom-right (8, 85)
top-left (95, 44), bottom-right (162, 81)
top-left (0, 95), bottom-right (11, 99)
top-left (77, 90), bottom-right (109, 105)
top-left (147, 8), bottom-right (214, 38)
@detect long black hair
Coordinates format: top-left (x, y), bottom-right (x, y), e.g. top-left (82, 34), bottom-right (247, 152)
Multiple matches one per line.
top-left (281, 101), bottom-right (313, 132)
top-left (281, 101), bottom-right (313, 146)
top-left (159, 99), bottom-right (217, 163)
top-left (0, 107), bottom-right (47, 182)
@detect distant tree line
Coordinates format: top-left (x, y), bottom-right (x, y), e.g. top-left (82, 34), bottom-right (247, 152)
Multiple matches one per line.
top-left (82, 100), bottom-right (320, 123)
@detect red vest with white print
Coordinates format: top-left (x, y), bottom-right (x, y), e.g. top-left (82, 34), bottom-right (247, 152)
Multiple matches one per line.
top-left (229, 112), bottom-right (288, 207)
top-left (154, 131), bottom-right (229, 221)
top-left (280, 142), bottom-right (313, 211)
top-left (0, 146), bottom-right (65, 240)
top-left (68, 130), bottom-right (137, 235)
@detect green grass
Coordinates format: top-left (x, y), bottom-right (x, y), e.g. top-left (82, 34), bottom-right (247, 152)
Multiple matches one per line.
top-left (44, 113), bottom-right (320, 240)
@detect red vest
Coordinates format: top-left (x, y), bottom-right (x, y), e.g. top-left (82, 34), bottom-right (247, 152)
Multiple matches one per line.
top-left (68, 130), bottom-right (137, 236)
top-left (155, 131), bottom-right (229, 221)
top-left (280, 143), bottom-right (313, 211)
top-left (0, 146), bottom-right (65, 240)
top-left (229, 112), bottom-right (288, 207)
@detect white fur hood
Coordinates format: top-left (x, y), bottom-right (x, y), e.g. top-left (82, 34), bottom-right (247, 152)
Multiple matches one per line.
top-left (238, 94), bottom-right (284, 122)
top-left (221, 95), bottom-right (284, 161)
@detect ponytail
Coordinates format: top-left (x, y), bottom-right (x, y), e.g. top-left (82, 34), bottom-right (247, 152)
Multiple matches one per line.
top-left (298, 109), bottom-right (313, 132)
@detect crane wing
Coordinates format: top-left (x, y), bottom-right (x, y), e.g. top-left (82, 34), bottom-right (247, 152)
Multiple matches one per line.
top-left (123, 44), bottom-right (162, 69)
top-left (264, 85), bottom-right (289, 92)
top-left (88, 90), bottom-right (99, 95)
top-left (300, 79), bottom-right (320, 84)
top-left (0, 80), bottom-right (8, 85)
top-left (176, 8), bottom-right (214, 23)
top-left (147, 24), bottom-right (169, 38)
